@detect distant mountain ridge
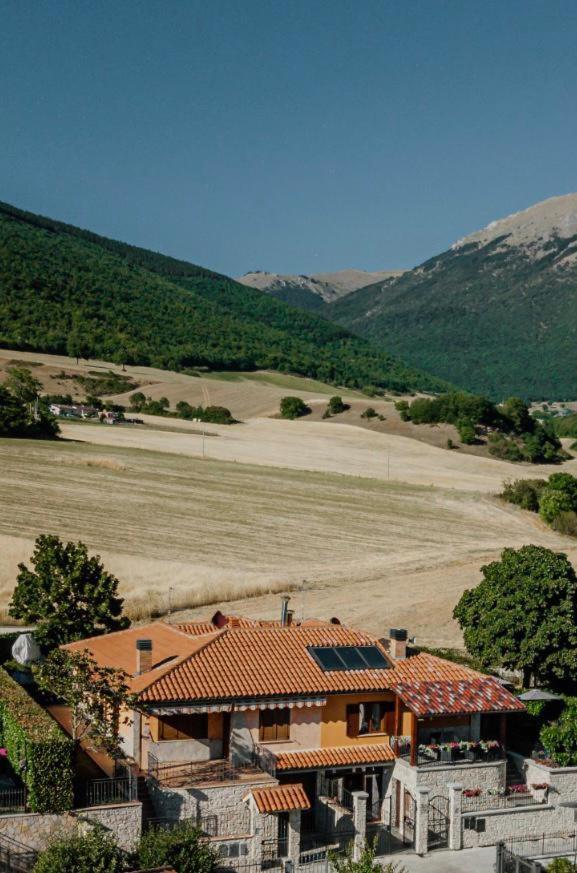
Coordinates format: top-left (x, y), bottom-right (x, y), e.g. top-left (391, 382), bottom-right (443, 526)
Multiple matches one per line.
top-left (0, 200), bottom-right (449, 394)
top-left (324, 194), bottom-right (577, 400)
top-left (238, 268), bottom-right (404, 311)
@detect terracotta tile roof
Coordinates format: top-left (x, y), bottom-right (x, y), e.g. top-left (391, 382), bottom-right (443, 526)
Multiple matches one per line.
top-left (246, 783), bottom-right (311, 813)
top-left (62, 622), bottom-right (217, 694)
top-left (393, 678), bottom-right (525, 717)
top-left (274, 743), bottom-right (396, 771)
top-left (139, 625), bottom-right (393, 702)
top-left (63, 618), bottom-right (523, 719)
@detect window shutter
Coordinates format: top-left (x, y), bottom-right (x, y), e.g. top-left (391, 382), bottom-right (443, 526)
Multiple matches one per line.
top-left (346, 704), bottom-right (360, 738)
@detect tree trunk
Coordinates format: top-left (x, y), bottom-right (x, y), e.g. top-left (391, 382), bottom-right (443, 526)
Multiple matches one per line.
top-left (522, 667), bottom-right (532, 688)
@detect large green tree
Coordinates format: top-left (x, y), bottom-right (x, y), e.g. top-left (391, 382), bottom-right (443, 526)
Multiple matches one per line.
top-left (35, 649), bottom-right (133, 758)
top-left (453, 545), bottom-right (577, 691)
top-left (10, 535), bottom-right (129, 649)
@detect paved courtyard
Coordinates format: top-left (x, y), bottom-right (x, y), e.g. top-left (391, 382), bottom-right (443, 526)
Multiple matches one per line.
top-left (378, 847), bottom-right (496, 872)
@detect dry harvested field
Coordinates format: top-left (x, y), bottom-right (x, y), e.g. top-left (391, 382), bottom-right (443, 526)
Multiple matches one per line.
top-left (0, 434), bottom-right (575, 645)
top-left (2, 349), bottom-right (577, 645)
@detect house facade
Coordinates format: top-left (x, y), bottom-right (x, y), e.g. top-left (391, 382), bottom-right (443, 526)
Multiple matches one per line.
top-left (64, 609), bottom-right (529, 861)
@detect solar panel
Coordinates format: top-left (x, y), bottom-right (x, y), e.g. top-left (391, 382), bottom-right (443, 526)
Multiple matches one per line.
top-left (356, 646), bottom-right (390, 669)
top-left (334, 646), bottom-right (367, 670)
top-left (310, 647), bottom-right (345, 671)
top-left (308, 645), bottom-right (390, 671)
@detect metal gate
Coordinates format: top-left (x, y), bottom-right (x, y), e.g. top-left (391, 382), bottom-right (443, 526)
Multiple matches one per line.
top-left (403, 789), bottom-right (416, 848)
top-left (428, 794), bottom-right (449, 850)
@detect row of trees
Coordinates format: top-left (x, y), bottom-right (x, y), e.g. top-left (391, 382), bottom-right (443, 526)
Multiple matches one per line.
top-left (396, 392), bottom-right (565, 462)
top-left (129, 392), bottom-right (235, 424)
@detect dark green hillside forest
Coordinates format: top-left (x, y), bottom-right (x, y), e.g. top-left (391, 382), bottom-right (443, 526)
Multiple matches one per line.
top-left (326, 234), bottom-right (577, 399)
top-left (0, 201), bottom-right (448, 394)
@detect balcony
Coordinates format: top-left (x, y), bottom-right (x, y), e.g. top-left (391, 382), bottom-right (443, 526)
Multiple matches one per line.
top-left (147, 753), bottom-right (274, 788)
top-left (390, 736), bottom-right (504, 767)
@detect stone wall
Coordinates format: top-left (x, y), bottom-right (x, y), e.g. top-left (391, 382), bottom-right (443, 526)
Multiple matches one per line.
top-left (148, 778), bottom-right (276, 837)
top-left (0, 802), bottom-right (142, 853)
top-left (461, 804), bottom-right (563, 849)
top-left (390, 756), bottom-right (505, 798)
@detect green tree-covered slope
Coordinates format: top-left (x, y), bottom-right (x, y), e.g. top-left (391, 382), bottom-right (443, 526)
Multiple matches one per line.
top-left (327, 196), bottom-right (577, 399)
top-left (0, 201), bottom-right (447, 393)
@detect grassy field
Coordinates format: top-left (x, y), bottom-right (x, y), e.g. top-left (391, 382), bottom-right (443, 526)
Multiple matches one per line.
top-left (0, 435), bottom-right (572, 644)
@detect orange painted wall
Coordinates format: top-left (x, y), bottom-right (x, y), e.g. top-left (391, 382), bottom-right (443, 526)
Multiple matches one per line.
top-left (321, 692), bottom-right (399, 747)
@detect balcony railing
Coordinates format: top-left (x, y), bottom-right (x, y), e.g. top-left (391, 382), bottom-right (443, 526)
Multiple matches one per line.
top-left (390, 737), bottom-right (504, 767)
top-left (0, 787), bottom-right (27, 814)
top-left (148, 753), bottom-right (268, 788)
top-left (76, 775), bottom-right (137, 808)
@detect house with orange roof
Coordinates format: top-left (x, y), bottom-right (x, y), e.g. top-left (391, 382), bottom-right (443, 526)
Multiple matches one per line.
top-left (63, 606), bottom-right (526, 860)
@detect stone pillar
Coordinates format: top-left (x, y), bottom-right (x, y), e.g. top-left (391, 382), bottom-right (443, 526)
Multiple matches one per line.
top-left (414, 786), bottom-right (430, 857)
top-left (248, 803), bottom-right (265, 866)
top-left (448, 783), bottom-right (463, 851)
top-left (287, 809), bottom-right (301, 864)
top-left (352, 790), bottom-right (368, 861)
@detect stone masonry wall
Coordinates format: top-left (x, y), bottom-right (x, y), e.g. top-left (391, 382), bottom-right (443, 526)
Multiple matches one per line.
top-left (148, 778), bottom-right (276, 837)
top-left (0, 802), bottom-right (142, 853)
top-left (461, 805), bottom-right (563, 849)
top-left (390, 757), bottom-right (505, 798)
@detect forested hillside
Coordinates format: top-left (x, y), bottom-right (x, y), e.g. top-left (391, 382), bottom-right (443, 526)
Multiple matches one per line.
top-left (0, 201), bottom-right (447, 393)
top-left (326, 195), bottom-right (577, 400)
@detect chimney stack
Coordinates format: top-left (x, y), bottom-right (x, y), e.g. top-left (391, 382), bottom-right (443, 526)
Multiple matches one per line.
top-left (389, 628), bottom-right (408, 660)
top-left (280, 595), bottom-right (291, 627)
top-left (286, 609), bottom-right (294, 626)
top-left (136, 639), bottom-right (153, 674)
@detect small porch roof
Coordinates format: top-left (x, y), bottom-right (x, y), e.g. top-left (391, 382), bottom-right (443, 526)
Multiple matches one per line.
top-left (245, 783), bottom-right (311, 814)
top-left (272, 743), bottom-right (396, 772)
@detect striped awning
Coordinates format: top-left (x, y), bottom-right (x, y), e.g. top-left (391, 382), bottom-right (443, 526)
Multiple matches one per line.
top-left (148, 697), bottom-right (326, 715)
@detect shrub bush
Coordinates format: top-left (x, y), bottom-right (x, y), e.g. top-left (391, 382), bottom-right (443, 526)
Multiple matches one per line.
top-left (361, 407), bottom-right (377, 419)
top-left (279, 396), bottom-right (310, 419)
top-left (551, 511), bottom-right (577, 538)
top-left (457, 419), bottom-right (477, 444)
top-left (501, 478), bottom-right (546, 512)
top-left (327, 396), bottom-right (349, 415)
top-left (32, 827), bottom-right (125, 873)
top-left (135, 822), bottom-right (216, 873)
top-left (0, 667), bottom-right (73, 813)
top-left (539, 488), bottom-right (573, 524)
top-left (541, 698), bottom-right (577, 767)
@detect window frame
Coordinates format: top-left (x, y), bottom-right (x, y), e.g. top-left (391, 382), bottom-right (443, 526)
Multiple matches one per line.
top-left (346, 701), bottom-right (395, 737)
top-left (157, 713), bottom-right (209, 741)
top-left (259, 708), bottom-right (291, 742)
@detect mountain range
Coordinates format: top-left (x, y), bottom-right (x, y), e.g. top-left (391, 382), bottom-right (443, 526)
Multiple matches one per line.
top-left (238, 268), bottom-right (404, 310)
top-left (284, 195), bottom-right (577, 400)
top-left (0, 201), bottom-right (447, 395)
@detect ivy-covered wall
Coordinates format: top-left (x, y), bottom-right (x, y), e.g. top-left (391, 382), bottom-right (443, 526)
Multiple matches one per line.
top-left (0, 667), bottom-right (73, 813)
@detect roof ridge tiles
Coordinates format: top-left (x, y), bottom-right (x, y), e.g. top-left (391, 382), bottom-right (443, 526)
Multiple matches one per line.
top-left (139, 626), bottom-right (229, 696)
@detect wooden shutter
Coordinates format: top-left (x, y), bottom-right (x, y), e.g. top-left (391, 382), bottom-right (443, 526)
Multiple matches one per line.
top-left (346, 704), bottom-right (360, 738)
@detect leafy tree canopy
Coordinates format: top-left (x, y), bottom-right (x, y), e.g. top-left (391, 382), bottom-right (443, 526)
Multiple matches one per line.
top-left (135, 822), bottom-right (216, 873)
top-left (32, 827), bottom-right (125, 873)
top-left (453, 545), bottom-right (577, 691)
top-left (35, 649), bottom-right (133, 758)
top-left (9, 535), bottom-right (129, 649)
top-left (280, 396), bottom-right (311, 419)
top-left (541, 698), bottom-right (577, 767)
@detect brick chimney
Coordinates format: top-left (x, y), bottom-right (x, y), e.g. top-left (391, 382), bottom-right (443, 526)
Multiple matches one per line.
top-left (389, 628), bottom-right (408, 660)
top-left (136, 639), bottom-right (153, 674)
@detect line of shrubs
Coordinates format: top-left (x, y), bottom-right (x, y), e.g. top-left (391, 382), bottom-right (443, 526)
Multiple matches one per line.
top-left (129, 392), bottom-right (236, 424)
top-left (32, 820), bottom-right (216, 873)
top-left (0, 667), bottom-right (73, 813)
top-left (395, 392), bottom-right (567, 463)
top-left (502, 473), bottom-right (577, 537)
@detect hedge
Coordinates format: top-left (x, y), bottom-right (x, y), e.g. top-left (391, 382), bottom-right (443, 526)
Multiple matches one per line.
top-left (0, 667), bottom-right (74, 812)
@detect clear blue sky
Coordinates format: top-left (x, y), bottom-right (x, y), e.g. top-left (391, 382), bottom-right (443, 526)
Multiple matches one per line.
top-left (2, 0), bottom-right (577, 277)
